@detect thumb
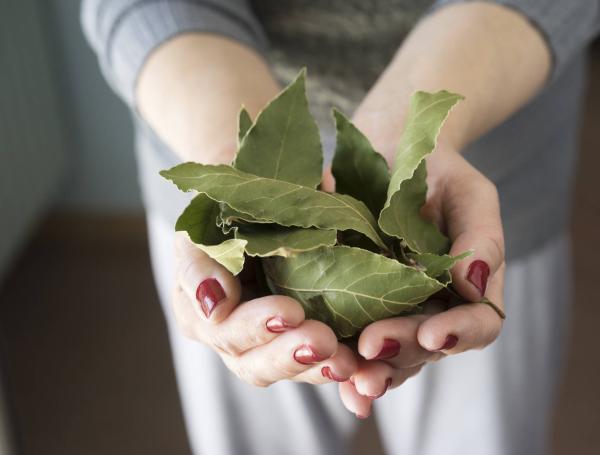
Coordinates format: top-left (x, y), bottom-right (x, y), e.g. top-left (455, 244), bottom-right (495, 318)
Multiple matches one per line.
top-left (445, 174), bottom-right (505, 303)
top-left (175, 231), bottom-right (242, 323)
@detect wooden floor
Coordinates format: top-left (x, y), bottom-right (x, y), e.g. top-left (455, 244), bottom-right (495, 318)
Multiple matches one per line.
top-left (1, 53), bottom-right (599, 455)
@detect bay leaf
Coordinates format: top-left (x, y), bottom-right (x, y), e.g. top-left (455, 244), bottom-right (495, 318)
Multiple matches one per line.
top-left (219, 203), bottom-right (270, 226)
top-left (407, 250), bottom-right (472, 280)
top-left (228, 76), bottom-right (330, 259)
top-left (233, 69), bottom-right (323, 188)
top-left (235, 224), bottom-right (336, 257)
top-left (378, 91), bottom-right (463, 254)
top-left (193, 238), bottom-right (247, 275)
top-left (332, 109), bottom-right (390, 216)
top-left (175, 194), bottom-right (246, 275)
top-left (238, 106), bottom-right (252, 145)
top-left (263, 246), bottom-right (444, 338)
top-left (160, 163), bottom-right (389, 251)
top-left (176, 194), bottom-right (225, 245)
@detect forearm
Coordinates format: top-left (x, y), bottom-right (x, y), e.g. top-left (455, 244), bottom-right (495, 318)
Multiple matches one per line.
top-left (355, 2), bottom-right (551, 161)
top-left (136, 33), bottom-right (280, 164)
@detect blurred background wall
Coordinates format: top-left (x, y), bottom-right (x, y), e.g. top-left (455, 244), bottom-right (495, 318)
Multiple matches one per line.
top-left (48, 0), bottom-right (140, 213)
top-left (0, 1), bottom-right (599, 454)
top-left (0, 0), bottom-right (142, 283)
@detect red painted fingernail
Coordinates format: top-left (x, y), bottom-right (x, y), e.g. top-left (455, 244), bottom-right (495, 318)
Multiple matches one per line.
top-left (265, 316), bottom-right (295, 333)
top-left (321, 366), bottom-right (347, 382)
top-left (436, 334), bottom-right (459, 351)
top-left (196, 278), bottom-right (226, 318)
top-left (355, 413), bottom-right (368, 420)
top-left (467, 260), bottom-right (490, 297)
top-left (293, 345), bottom-right (326, 365)
top-left (368, 377), bottom-right (392, 399)
top-left (373, 338), bottom-right (401, 360)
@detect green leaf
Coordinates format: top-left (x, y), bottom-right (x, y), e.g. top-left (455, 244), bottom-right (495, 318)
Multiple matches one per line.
top-left (407, 250), bottom-right (472, 280)
top-left (176, 194), bottom-right (226, 245)
top-left (378, 91), bottom-right (463, 254)
top-left (263, 246), bottom-right (444, 338)
top-left (235, 224), bottom-right (337, 257)
top-left (238, 107), bottom-right (253, 145)
top-left (175, 194), bottom-right (246, 275)
top-left (233, 69), bottom-right (323, 188)
top-left (219, 204), bottom-right (271, 226)
top-left (332, 109), bottom-right (390, 215)
top-left (194, 238), bottom-right (247, 275)
top-left (160, 163), bottom-right (389, 251)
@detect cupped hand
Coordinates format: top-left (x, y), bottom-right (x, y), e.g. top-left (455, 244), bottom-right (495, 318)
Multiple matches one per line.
top-left (333, 147), bottom-right (506, 418)
top-left (171, 230), bottom-right (358, 387)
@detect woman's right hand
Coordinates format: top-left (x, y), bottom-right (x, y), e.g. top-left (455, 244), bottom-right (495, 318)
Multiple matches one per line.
top-left (172, 231), bottom-right (358, 387)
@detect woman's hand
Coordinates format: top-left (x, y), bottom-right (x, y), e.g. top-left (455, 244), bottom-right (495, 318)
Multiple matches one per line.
top-left (331, 0), bottom-right (550, 416)
top-left (335, 147), bottom-right (505, 418)
top-left (172, 226), bottom-right (358, 388)
top-left (137, 35), bottom-right (360, 386)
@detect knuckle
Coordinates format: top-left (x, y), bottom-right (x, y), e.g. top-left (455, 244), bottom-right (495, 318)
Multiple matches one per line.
top-left (234, 363), bottom-right (271, 388)
top-left (209, 330), bottom-right (241, 357)
top-left (245, 328), bottom-right (268, 349)
top-left (398, 364), bottom-right (425, 385)
top-left (178, 321), bottom-right (197, 340)
top-left (491, 239), bottom-right (506, 264)
top-left (427, 352), bottom-right (445, 363)
top-left (171, 290), bottom-right (199, 341)
top-left (473, 310), bottom-right (502, 349)
top-left (251, 377), bottom-right (272, 388)
top-left (475, 175), bottom-right (498, 199)
top-left (271, 356), bottom-right (301, 379)
top-left (483, 315), bottom-right (503, 347)
top-left (178, 255), bottom-right (211, 288)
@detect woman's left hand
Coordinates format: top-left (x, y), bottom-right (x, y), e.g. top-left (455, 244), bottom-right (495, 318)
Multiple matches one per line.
top-left (329, 146), bottom-right (506, 418)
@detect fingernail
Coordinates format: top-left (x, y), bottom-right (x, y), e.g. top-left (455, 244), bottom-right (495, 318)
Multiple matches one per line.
top-left (367, 377), bottom-right (392, 399)
top-left (355, 413), bottom-right (368, 420)
top-left (321, 366), bottom-right (347, 382)
top-left (196, 278), bottom-right (226, 318)
top-left (293, 345), bottom-right (326, 365)
top-left (436, 334), bottom-right (458, 351)
top-left (467, 260), bottom-right (490, 297)
top-left (266, 316), bottom-right (295, 333)
top-left (373, 338), bottom-right (401, 360)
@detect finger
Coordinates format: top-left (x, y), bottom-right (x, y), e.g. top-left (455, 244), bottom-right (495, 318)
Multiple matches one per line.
top-left (293, 343), bottom-right (357, 384)
top-left (357, 314), bottom-right (442, 368)
top-left (223, 320), bottom-right (338, 387)
top-left (217, 295), bottom-right (306, 355)
top-left (321, 166), bottom-right (336, 192)
top-left (418, 264), bottom-right (505, 353)
top-left (338, 381), bottom-right (373, 419)
top-left (352, 360), bottom-right (424, 399)
top-left (444, 168), bottom-right (505, 302)
top-left (173, 286), bottom-right (306, 355)
top-left (175, 231), bottom-right (241, 323)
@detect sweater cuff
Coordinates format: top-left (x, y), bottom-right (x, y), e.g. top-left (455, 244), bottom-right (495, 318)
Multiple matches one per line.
top-left (430, 0), bottom-right (599, 82)
top-left (101, 1), bottom-right (268, 106)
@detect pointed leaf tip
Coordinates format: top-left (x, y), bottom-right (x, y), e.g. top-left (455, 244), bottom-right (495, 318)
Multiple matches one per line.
top-left (233, 69), bottom-right (322, 188)
top-left (378, 90), bottom-right (464, 254)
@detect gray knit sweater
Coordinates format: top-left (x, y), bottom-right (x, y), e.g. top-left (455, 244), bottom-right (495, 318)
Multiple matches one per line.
top-left (82, 0), bottom-right (599, 260)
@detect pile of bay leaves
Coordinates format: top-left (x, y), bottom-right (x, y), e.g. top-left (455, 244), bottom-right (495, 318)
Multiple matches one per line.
top-left (161, 70), bottom-right (473, 338)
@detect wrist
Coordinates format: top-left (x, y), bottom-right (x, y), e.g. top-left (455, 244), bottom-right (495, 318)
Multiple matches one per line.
top-left (136, 33), bottom-right (280, 164)
top-left (351, 107), bottom-right (406, 167)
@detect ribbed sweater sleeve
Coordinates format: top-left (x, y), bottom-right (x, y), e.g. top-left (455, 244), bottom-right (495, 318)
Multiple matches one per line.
top-left (432, 0), bottom-right (600, 80)
top-left (81, 0), bottom-right (268, 106)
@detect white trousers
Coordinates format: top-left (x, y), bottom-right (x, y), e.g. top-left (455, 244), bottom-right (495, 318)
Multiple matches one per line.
top-left (146, 209), bottom-right (570, 455)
